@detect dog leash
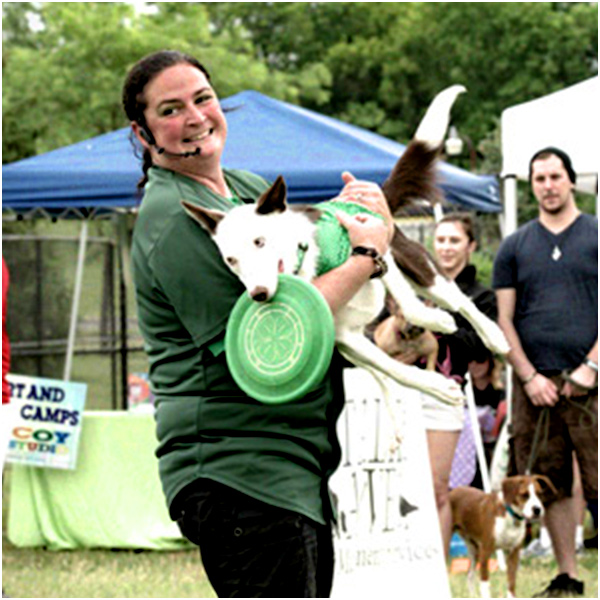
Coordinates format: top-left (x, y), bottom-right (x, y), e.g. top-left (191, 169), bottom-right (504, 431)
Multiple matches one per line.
top-left (526, 407), bottom-right (551, 475)
top-left (525, 393), bottom-right (597, 475)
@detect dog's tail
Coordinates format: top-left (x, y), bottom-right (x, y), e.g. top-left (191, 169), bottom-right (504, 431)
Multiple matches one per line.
top-left (382, 85), bottom-right (466, 214)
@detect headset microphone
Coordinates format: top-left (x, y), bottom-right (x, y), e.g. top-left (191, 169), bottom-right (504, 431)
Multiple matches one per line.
top-left (156, 146), bottom-right (201, 158)
top-left (140, 125), bottom-right (201, 158)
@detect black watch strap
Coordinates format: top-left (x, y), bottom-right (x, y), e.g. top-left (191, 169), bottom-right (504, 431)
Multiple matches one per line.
top-left (351, 246), bottom-right (388, 279)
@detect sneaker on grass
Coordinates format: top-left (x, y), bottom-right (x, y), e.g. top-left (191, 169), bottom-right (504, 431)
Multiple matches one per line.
top-left (533, 573), bottom-right (585, 598)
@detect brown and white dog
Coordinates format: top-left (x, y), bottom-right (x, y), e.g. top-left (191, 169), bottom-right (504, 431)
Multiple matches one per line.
top-left (450, 475), bottom-right (558, 598)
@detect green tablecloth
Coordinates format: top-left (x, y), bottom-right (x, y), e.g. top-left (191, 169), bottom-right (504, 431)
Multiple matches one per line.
top-left (7, 411), bottom-right (191, 550)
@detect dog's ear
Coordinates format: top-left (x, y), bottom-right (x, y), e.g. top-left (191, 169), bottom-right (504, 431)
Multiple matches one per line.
top-left (256, 175), bottom-right (287, 215)
top-left (181, 200), bottom-right (225, 235)
top-left (501, 477), bottom-right (521, 503)
top-left (533, 474), bottom-right (559, 498)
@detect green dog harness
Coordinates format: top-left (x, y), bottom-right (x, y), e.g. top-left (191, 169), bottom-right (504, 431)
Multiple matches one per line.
top-left (312, 200), bottom-right (384, 276)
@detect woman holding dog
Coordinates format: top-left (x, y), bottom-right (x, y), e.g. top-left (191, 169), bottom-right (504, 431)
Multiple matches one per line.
top-left (374, 213), bottom-right (498, 557)
top-left (123, 50), bottom-right (393, 598)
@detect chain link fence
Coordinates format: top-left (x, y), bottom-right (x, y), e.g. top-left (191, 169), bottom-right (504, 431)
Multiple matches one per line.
top-left (2, 229), bottom-right (146, 410)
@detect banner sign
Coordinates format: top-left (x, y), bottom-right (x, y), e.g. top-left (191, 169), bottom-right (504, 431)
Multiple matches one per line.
top-left (5, 374), bottom-right (87, 470)
top-left (330, 368), bottom-right (450, 598)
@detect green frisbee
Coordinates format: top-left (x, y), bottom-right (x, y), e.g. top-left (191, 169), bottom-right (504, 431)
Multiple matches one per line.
top-left (225, 274), bottom-right (335, 404)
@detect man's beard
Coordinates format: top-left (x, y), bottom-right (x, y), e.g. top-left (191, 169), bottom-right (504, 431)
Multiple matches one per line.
top-left (539, 196), bottom-right (568, 216)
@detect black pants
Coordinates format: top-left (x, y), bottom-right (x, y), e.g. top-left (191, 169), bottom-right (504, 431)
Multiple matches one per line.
top-left (176, 480), bottom-right (334, 598)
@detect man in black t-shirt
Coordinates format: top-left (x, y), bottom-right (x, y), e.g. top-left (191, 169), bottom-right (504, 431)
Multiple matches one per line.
top-left (493, 147), bottom-right (597, 598)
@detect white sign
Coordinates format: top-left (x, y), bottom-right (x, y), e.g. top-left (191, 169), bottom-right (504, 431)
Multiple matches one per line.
top-left (5, 374), bottom-right (87, 470)
top-left (330, 368), bottom-right (450, 598)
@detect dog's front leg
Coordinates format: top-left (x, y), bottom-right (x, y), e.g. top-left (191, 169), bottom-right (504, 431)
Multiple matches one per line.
top-left (335, 329), bottom-right (464, 406)
top-left (381, 254), bottom-right (457, 334)
top-left (478, 546), bottom-right (492, 599)
top-left (505, 547), bottom-right (520, 599)
top-left (413, 274), bottom-right (510, 356)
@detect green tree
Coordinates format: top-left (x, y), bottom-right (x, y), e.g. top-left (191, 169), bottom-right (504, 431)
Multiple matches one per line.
top-left (375, 3), bottom-right (598, 144)
top-left (5, 3), bottom-right (596, 165)
top-left (1, 2), bottom-right (317, 163)
top-left (206, 2), bottom-right (597, 156)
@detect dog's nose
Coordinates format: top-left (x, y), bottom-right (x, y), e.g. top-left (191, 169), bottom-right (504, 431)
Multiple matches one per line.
top-left (532, 505), bottom-right (542, 518)
top-left (250, 287), bottom-right (270, 302)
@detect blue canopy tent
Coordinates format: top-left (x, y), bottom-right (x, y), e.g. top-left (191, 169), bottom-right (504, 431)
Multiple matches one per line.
top-left (2, 91), bottom-right (500, 403)
top-left (2, 90), bottom-right (500, 217)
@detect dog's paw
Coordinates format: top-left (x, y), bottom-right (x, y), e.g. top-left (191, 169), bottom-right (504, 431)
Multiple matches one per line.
top-left (403, 307), bottom-right (457, 334)
top-left (433, 309), bottom-right (458, 334)
top-left (479, 324), bottom-right (511, 356)
top-left (491, 333), bottom-right (511, 356)
top-left (423, 372), bottom-right (464, 406)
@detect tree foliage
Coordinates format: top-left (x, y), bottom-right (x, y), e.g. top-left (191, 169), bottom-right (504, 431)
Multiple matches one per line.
top-left (1, 2), bottom-right (309, 163)
top-left (206, 2), bottom-right (597, 150)
top-left (2, 2), bottom-right (598, 169)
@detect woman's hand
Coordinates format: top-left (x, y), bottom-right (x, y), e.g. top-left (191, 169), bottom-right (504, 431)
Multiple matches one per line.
top-left (338, 171), bottom-right (395, 243)
top-left (336, 211), bottom-right (390, 257)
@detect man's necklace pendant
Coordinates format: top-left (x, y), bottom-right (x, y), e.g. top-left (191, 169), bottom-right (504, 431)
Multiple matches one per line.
top-left (552, 245), bottom-right (562, 261)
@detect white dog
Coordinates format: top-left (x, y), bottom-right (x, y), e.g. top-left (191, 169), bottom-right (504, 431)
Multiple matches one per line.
top-left (182, 85), bottom-right (509, 405)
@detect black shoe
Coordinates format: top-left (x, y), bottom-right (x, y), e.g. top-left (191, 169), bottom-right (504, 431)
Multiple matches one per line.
top-left (533, 573), bottom-right (585, 597)
top-left (583, 533), bottom-right (597, 549)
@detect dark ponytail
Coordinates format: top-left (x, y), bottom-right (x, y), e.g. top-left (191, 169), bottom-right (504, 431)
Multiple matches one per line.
top-left (138, 148), bottom-right (154, 190)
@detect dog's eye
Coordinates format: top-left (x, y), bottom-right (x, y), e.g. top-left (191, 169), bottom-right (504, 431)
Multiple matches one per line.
top-left (226, 257), bottom-right (238, 267)
top-left (254, 237), bottom-right (265, 248)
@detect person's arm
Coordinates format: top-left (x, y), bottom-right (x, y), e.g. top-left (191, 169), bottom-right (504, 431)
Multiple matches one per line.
top-left (496, 287), bottom-right (559, 406)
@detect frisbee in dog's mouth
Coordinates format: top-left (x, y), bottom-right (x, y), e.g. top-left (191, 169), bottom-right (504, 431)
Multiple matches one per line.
top-left (225, 274), bottom-right (335, 404)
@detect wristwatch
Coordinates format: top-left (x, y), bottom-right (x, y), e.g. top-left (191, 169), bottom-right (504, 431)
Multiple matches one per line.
top-left (351, 246), bottom-right (388, 279)
top-left (583, 357), bottom-right (599, 372)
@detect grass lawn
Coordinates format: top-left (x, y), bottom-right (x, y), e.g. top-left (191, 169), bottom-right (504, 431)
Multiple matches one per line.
top-left (1, 545), bottom-right (216, 599)
top-left (2, 539), bottom-right (597, 598)
top-left (3, 462), bottom-right (597, 600)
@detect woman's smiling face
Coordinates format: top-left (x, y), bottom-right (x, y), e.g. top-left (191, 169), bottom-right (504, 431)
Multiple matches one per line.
top-left (433, 220), bottom-right (476, 279)
top-left (138, 63), bottom-right (227, 163)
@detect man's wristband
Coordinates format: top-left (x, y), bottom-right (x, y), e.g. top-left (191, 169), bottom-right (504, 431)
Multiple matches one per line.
top-left (521, 371), bottom-right (537, 385)
top-left (351, 246), bottom-right (388, 279)
top-left (583, 357), bottom-right (599, 373)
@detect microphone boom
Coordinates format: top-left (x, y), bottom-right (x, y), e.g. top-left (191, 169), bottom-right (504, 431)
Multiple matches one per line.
top-left (156, 146), bottom-right (201, 158)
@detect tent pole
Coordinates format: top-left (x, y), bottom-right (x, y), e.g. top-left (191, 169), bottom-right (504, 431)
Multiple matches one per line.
top-left (63, 219), bottom-right (89, 381)
top-left (116, 214), bottom-right (132, 410)
top-left (503, 175), bottom-right (518, 237)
